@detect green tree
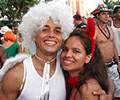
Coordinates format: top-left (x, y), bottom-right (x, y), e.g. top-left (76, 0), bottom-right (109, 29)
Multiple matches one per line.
top-left (103, 0), bottom-right (119, 9)
top-left (0, 0), bottom-right (40, 21)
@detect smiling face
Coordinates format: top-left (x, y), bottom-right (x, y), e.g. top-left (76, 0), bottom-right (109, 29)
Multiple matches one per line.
top-left (35, 18), bottom-right (63, 56)
top-left (61, 36), bottom-right (91, 76)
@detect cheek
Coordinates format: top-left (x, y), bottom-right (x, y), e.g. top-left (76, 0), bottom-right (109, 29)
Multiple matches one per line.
top-left (57, 36), bottom-right (63, 46)
top-left (76, 55), bottom-right (86, 66)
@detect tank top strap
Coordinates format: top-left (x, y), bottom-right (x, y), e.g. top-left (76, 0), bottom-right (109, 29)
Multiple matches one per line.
top-left (19, 56), bottom-right (32, 91)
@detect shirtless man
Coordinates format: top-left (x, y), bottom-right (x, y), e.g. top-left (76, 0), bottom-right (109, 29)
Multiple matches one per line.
top-left (91, 4), bottom-right (120, 99)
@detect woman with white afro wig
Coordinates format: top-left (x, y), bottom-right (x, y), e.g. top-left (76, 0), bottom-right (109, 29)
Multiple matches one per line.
top-left (19, 0), bottom-right (74, 54)
top-left (0, 0), bottom-right (74, 100)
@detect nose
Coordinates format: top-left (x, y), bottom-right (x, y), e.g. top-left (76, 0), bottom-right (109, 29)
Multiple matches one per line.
top-left (105, 14), bottom-right (109, 18)
top-left (49, 31), bottom-right (54, 37)
top-left (65, 50), bottom-right (72, 57)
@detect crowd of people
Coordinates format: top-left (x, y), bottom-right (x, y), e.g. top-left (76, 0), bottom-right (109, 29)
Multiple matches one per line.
top-left (0, 0), bottom-right (120, 100)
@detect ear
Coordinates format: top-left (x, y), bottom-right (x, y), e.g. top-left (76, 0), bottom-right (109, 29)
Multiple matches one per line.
top-left (85, 54), bottom-right (92, 64)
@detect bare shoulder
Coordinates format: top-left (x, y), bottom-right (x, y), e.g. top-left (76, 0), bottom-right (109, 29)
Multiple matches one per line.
top-left (80, 78), bottom-right (102, 100)
top-left (1, 62), bottom-right (24, 98)
top-left (3, 62), bottom-right (24, 88)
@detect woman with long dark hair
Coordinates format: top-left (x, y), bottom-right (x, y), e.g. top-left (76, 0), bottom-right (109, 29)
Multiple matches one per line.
top-left (61, 29), bottom-right (110, 100)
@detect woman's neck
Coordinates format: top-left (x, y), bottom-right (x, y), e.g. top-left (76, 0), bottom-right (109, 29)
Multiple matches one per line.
top-left (69, 71), bottom-right (80, 77)
top-left (113, 18), bottom-right (120, 28)
top-left (35, 51), bottom-right (57, 63)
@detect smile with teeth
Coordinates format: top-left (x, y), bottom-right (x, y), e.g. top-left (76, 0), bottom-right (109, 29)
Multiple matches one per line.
top-left (45, 40), bottom-right (56, 46)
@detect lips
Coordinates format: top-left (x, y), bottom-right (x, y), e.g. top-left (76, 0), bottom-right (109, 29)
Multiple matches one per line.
top-left (63, 58), bottom-right (74, 65)
top-left (44, 40), bottom-right (57, 46)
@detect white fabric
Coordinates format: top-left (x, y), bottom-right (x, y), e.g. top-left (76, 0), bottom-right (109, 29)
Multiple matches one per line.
top-left (0, 54), bottom-right (29, 82)
top-left (17, 55), bottom-right (66, 100)
top-left (111, 21), bottom-right (120, 56)
top-left (108, 64), bottom-right (120, 97)
top-left (40, 63), bottom-right (50, 97)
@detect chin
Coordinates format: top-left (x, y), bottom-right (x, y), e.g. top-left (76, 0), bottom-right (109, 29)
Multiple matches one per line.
top-left (63, 66), bottom-right (72, 71)
top-left (44, 49), bottom-right (58, 54)
top-left (45, 46), bottom-right (60, 52)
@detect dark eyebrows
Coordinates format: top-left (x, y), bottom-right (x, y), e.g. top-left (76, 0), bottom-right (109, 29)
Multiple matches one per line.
top-left (56, 27), bottom-right (61, 30)
top-left (43, 25), bottom-right (61, 30)
top-left (43, 25), bottom-right (49, 28)
top-left (73, 48), bottom-right (81, 51)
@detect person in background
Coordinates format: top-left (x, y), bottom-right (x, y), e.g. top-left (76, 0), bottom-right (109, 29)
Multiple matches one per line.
top-left (0, 45), bottom-right (6, 69)
top-left (0, 45), bottom-right (6, 87)
top-left (111, 5), bottom-right (120, 64)
top-left (2, 31), bottom-right (19, 58)
top-left (11, 23), bottom-right (19, 35)
top-left (16, 32), bottom-right (24, 53)
top-left (91, 4), bottom-right (120, 99)
top-left (0, 33), bottom-right (3, 44)
top-left (73, 14), bottom-right (87, 30)
top-left (61, 28), bottom-right (112, 100)
top-left (0, 26), bottom-right (11, 44)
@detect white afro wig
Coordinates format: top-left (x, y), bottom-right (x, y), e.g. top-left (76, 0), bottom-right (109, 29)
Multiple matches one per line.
top-left (18, 0), bottom-right (74, 54)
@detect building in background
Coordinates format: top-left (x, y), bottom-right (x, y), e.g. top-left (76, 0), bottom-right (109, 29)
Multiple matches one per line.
top-left (67, 0), bottom-right (103, 17)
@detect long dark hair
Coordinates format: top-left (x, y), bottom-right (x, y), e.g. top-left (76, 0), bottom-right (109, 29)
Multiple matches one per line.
top-left (62, 29), bottom-right (109, 100)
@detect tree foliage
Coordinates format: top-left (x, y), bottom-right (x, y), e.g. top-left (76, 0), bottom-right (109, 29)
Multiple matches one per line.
top-left (0, 0), bottom-right (40, 21)
top-left (103, 0), bottom-right (120, 9)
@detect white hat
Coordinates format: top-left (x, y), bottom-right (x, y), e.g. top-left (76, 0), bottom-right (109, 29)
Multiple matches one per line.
top-left (0, 26), bottom-right (12, 34)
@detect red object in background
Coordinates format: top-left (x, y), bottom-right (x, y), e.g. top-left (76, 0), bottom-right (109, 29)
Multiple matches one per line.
top-left (86, 17), bottom-right (96, 57)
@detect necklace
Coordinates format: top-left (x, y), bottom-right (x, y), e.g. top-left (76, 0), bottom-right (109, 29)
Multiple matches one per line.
top-left (97, 23), bottom-right (111, 39)
top-left (34, 54), bottom-right (56, 64)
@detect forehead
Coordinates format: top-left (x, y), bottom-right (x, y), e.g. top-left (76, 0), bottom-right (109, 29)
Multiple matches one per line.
top-left (65, 36), bottom-right (82, 46)
top-left (43, 18), bottom-right (61, 29)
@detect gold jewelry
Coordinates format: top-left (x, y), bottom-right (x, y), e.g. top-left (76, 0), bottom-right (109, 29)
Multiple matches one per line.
top-left (34, 54), bottom-right (56, 64)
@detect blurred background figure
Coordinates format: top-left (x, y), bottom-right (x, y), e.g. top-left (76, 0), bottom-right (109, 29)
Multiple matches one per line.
top-left (0, 26), bottom-right (11, 44)
top-left (0, 33), bottom-right (3, 44)
top-left (73, 13), bottom-right (87, 30)
top-left (111, 5), bottom-right (120, 62)
top-left (11, 23), bottom-right (19, 35)
top-left (2, 31), bottom-right (19, 58)
top-left (0, 45), bottom-right (6, 69)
